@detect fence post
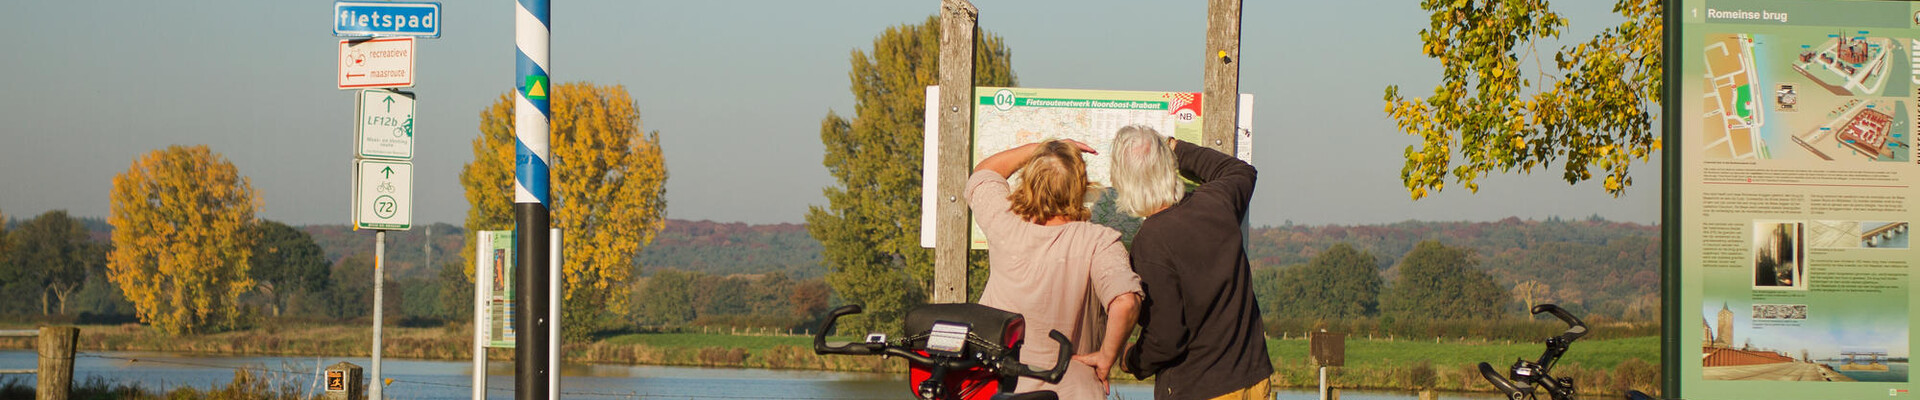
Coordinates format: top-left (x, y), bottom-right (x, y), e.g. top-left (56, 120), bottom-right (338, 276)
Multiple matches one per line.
top-left (36, 326), bottom-right (77, 400)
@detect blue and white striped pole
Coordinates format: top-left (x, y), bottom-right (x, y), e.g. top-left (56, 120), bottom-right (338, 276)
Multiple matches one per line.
top-left (513, 0), bottom-right (553, 399)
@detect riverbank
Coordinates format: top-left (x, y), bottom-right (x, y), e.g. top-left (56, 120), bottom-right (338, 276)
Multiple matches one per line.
top-left (1, 369), bottom-right (312, 400)
top-left (0, 323), bottom-right (1659, 395)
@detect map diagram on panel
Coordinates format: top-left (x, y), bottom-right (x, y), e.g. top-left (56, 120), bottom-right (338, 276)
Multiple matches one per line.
top-left (1701, 33), bottom-right (1913, 163)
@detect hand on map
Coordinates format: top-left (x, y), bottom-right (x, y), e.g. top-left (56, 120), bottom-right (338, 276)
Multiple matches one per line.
top-left (1052, 139), bottom-right (1098, 155)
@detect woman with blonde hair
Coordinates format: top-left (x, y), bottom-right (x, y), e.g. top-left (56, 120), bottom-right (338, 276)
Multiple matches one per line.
top-left (965, 139), bottom-right (1143, 400)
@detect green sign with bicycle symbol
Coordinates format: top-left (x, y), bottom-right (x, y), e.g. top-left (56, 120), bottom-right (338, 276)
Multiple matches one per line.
top-left (356, 89), bottom-right (415, 160)
top-left (354, 159), bottom-right (412, 230)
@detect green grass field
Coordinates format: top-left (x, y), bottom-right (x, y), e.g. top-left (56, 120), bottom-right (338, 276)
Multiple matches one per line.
top-left (600, 332), bottom-right (825, 352)
top-left (1267, 335), bottom-right (1660, 370)
top-left (1263, 335), bottom-right (1660, 393)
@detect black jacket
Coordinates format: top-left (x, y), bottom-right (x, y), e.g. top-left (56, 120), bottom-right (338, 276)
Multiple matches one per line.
top-left (1123, 140), bottom-right (1271, 400)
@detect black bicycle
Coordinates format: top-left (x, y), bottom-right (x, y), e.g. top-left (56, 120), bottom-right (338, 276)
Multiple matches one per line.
top-left (1478, 304), bottom-right (1656, 400)
top-left (814, 304), bottom-right (1071, 400)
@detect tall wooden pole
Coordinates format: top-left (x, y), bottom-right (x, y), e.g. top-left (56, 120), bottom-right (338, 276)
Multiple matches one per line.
top-left (1203, 0), bottom-right (1243, 154)
top-left (932, 0), bottom-right (978, 305)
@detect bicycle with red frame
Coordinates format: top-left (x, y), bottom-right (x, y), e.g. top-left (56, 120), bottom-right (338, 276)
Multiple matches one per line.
top-left (814, 303), bottom-right (1072, 400)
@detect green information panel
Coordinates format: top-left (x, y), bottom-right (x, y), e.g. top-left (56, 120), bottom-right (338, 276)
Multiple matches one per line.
top-left (1675, 0), bottom-right (1920, 398)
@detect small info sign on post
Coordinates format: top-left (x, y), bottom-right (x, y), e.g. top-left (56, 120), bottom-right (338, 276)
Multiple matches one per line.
top-left (352, 159), bottom-right (412, 230)
top-left (338, 38), bottom-right (415, 89)
top-left (356, 90), bottom-right (415, 160)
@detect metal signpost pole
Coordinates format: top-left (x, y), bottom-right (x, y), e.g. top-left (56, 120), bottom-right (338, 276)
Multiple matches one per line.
top-left (472, 241), bottom-right (488, 400)
top-left (513, 0), bottom-right (554, 398)
top-left (1319, 366), bottom-right (1327, 400)
top-left (371, 230), bottom-right (385, 400)
top-left (335, 4), bottom-right (435, 399)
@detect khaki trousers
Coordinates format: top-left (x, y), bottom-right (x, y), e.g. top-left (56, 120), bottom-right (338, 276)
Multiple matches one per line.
top-left (1204, 377), bottom-right (1272, 400)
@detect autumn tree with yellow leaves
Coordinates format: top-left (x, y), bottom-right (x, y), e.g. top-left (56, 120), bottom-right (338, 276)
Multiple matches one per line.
top-left (1383, 0), bottom-right (1661, 199)
top-left (107, 145), bottom-right (261, 334)
top-left (462, 82), bottom-right (669, 339)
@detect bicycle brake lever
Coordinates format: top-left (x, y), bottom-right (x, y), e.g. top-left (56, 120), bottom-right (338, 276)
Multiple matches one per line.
top-left (1004, 330), bottom-right (1073, 384)
top-left (1038, 330), bottom-right (1071, 383)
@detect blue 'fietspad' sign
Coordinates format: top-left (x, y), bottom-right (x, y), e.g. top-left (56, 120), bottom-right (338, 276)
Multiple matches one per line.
top-left (335, 1), bottom-right (441, 38)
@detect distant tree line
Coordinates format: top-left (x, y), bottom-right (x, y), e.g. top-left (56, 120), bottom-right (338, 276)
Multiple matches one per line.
top-left (0, 210), bottom-right (838, 334)
top-left (630, 269), bottom-right (832, 331)
top-left (4, 210), bottom-right (1657, 339)
top-left (1257, 240), bottom-right (1507, 322)
top-left (0, 210), bottom-right (473, 328)
top-left (1247, 217), bottom-right (1659, 321)
top-left (637, 220), bottom-right (825, 279)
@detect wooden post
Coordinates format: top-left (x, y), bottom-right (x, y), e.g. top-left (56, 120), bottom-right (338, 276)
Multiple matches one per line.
top-left (1202, 0), bottom-right (1243, 154)
top-left (932, 0), bottom-right (978, 305)
top-left (36, 327), bottom-right (77, 400)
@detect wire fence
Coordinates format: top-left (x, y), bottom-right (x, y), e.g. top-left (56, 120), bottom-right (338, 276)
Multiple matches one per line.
top-left (71, 353), bottom-right (896, 400)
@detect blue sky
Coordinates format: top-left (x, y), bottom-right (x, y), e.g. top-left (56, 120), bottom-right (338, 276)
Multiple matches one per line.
top-left (0, 1), bottom-right (1657, 227)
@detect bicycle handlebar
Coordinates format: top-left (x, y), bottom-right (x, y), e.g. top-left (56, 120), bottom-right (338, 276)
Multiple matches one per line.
top-left (814, 305), bottom-right (876, 354)
top-left (995, 330), bottom-right (1071, 384)
top-left (812, 304), bottom-right (1073, 384)
top-left (1531, 304), bottom-right (1586, 343)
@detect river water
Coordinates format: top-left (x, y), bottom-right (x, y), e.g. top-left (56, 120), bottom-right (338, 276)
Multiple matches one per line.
top-left (0, 350), bottom-right (1496, 400)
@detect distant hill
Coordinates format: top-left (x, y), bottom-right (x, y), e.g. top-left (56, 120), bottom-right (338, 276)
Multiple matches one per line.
top-left (297, 219), bottom-right (825, 279)
top-left (636, 220), bottom-right (825, 279)
top-left (302, 222), bottom-right (466, 280)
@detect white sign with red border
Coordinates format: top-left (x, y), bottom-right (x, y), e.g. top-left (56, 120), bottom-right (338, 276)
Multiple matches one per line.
top-left (338, 37), bottom-right (415, 89)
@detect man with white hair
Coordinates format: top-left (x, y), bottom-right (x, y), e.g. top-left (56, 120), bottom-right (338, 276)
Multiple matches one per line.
top-left (1109, 125), bottom-right (1270, 400)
